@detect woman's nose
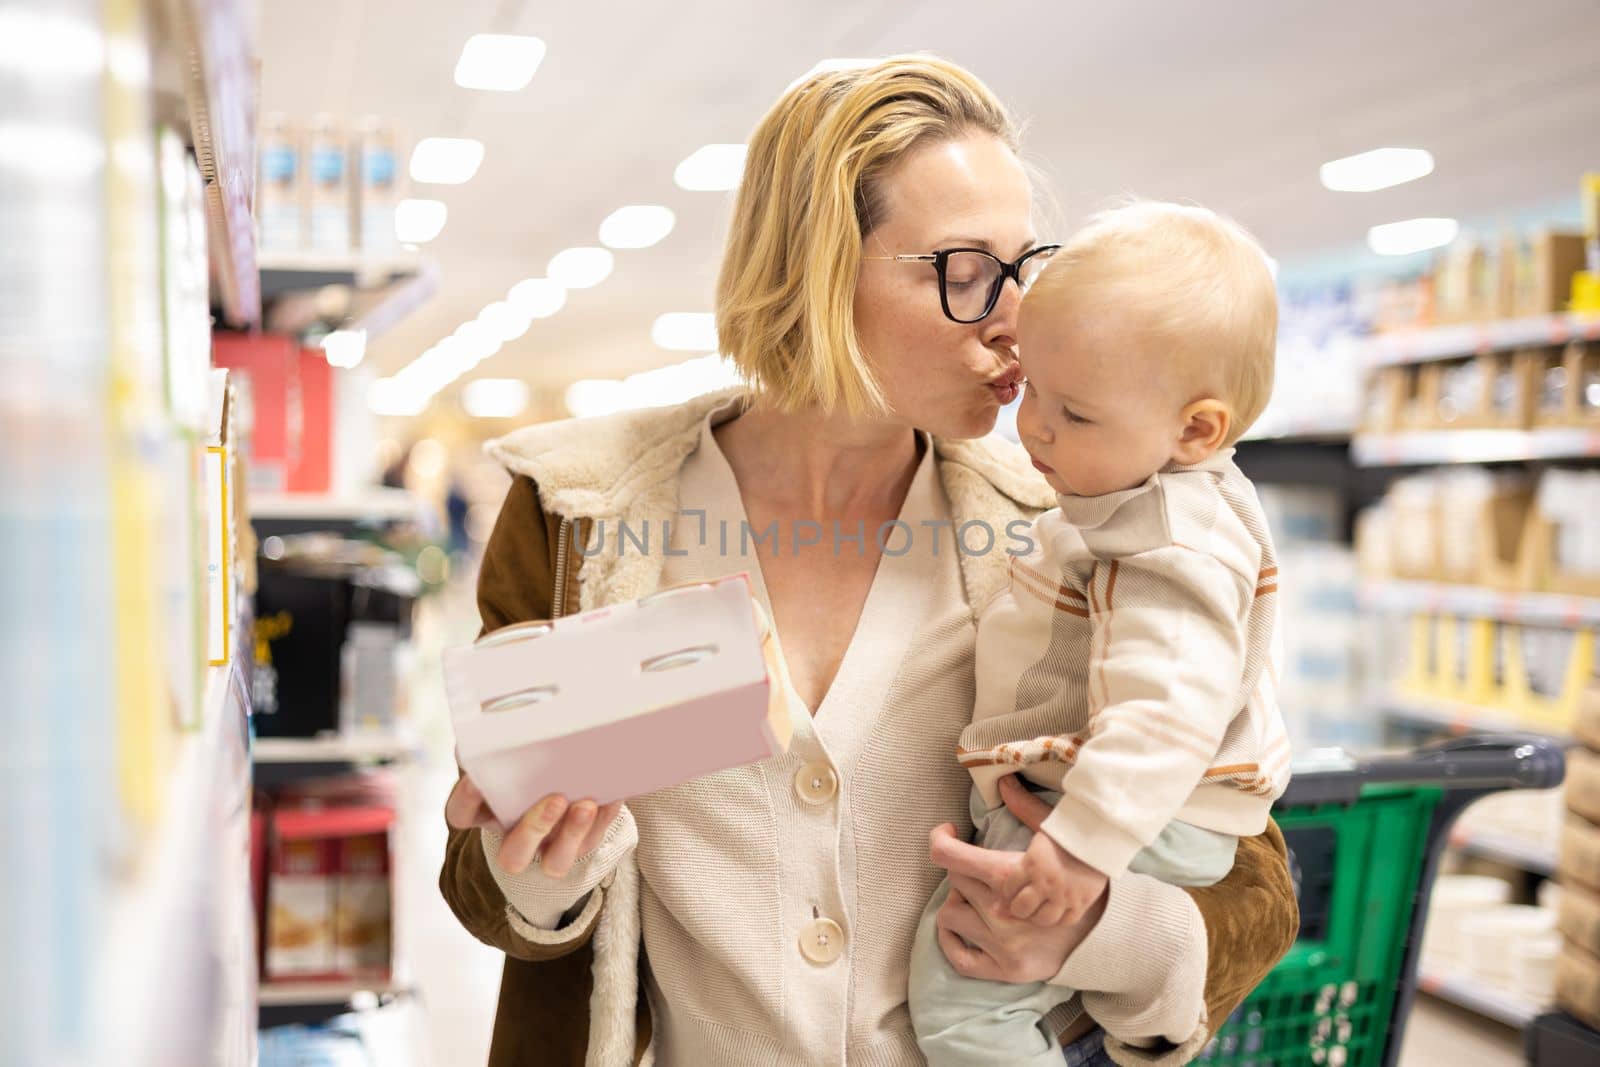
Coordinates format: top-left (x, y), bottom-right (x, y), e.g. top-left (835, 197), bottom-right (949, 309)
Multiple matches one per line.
top-left (981, 278), bottom-right (1024, 346)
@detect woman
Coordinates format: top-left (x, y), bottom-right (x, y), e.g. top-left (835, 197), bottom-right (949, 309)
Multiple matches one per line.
top-left (442, 55), bottom-right (1297, 1067)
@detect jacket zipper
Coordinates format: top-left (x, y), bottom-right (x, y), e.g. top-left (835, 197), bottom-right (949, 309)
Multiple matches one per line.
top-left (551, 516), bottom-right (572, 620)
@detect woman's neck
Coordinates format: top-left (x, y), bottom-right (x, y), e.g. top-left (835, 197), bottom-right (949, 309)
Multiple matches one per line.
top-left (713, 398), bottom-right (924, 520)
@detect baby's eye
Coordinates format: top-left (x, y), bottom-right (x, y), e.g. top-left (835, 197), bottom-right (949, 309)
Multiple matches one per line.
top-left (1063, 407), bottom-right (1091, 425)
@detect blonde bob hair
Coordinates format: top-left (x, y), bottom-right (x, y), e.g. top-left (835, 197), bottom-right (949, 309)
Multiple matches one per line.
top-left (716, 55), bottom-right (1019, 416)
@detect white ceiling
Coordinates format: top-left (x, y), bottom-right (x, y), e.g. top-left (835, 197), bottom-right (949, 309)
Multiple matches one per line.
top-left (255, 0), bottom-right (1600, 406)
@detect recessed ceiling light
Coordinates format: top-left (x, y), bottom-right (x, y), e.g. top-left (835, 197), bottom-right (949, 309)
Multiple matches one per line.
top-left (674, 143), bottom-right (747, 191)
top-left (409, 137), bottom-right (484, 184)
top-left (1320, 147), bottom-right (1435, 193)
top-left (599, 205), bottom-right (676, 250)
top-left (462, 378), bottom-right (530, 418)
top-left (547, 247), bottom-right (614, 289)
top-left (478, 300), bottom-right (532, 343)
top-left (454, 34), bottom-right (545, 92)
top-left (651, 312), bottom-right (718, 352)
top-left (320, 328), bottom-right (367, 368)
top-left (1367, 217), bottom-right (1459, 256)
top-left (395, 198), bottom-right (447, 243)
top-left (508, 277), bottom-right (566, 319)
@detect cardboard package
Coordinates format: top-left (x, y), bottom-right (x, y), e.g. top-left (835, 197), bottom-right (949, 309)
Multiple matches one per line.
top-left (265, 829), bottom-right (335, 979)
top-left (333, 832), bottom-right (392, 978)
top-left (1560, 812), bottom-right (1600, 895)
top-left (1555, 940), bottom-right (1600, 1033)
top-left (1571, 748), bottom-right (1600, 825)
top-left (1513, 231), bottom-right (1586, 318)
top-left (1558, 878), bottom-right (1600, 958)
top-left (445, 574), bottom-right (794, 826)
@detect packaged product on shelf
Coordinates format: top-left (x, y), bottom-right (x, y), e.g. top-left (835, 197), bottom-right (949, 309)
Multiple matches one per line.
top-left (1361, 366), bottom-right (1410, 434)
top-left (1276, 544), bottom-right (1371, 751)
top-left (339, 620), bottom-right (401, 735)
top-left (1480, 350), bottom-right (1540, 430)
top-left (1460, 904), bottom-right (1556, 992)
top-left (1434, 357), bottom-right (1483, 427)
top-left (1559, 878), bottom-right (1600, 957)
top-left (1561, 812), bottom-right (1600, 894)
top-left (1403, 363), bottom-right (1443, 430)
top-left (1536, 342), bottom-right (1574, 425)
top-left (1388, 474), bottom-right (1441, 580)
top-left (1434, 468), bottom-right (1531, 585)
top-left (1511, 230), bottom-right (1586, 318)
top-left (1423, 873), bottom-right (1513, 968)
top-left (332, 832), bottom-right (392, 977)
top-left (1579, 686), bottom-right (1600, 749)
top-left (1555, 940), bottom-right (1600, 1033)
top-left (1512, 624), bottom-right (1594, 728)
top-left (1527, 469), bottom-right (1600, 595)
top-left (265, 828), bottom-right (336, 978)
top-left (1434, 240), bottom-right (1490, 325)
top-left (1571, 748), bottom-right (1600, 825)
top-left (258, 113), bottom-right (302, 253)
top-left (1555, 342), bottom-right (1600, 427)
top-left (307, 114), bottom-right (350, 254)
top-left (157, 128), bottom-right (211, 433)
top-left (1353, 503), bottom-right (1393, 579)
top-left (354, 118), bottom-right (399, 258)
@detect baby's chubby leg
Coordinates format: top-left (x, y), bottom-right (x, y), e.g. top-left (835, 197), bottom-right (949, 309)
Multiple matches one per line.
top-left (908, 786), bottom-right (1077, 1067)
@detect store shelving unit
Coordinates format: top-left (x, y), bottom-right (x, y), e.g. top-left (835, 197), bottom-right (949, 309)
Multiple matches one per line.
top-left (258, 252), bottom-right (440, 342)
top-left (253, 730), bottom-right (419, 765)
top-left (1418, 970), bottom-right (1544, 1029)
top-left (1446, 828), bottom-right (1559, 876)
top-left (1353, 427), bottom-right (1600, 467)
top-left (258, 979), bottom-right (411, 1009)
top-left (1381, 695), bottom-right (1540, 737)
top-left (252, 487), bottom-right (421, 522)
top-left (1359, 580), bottom-right (1600, 628)
top-left (169, 0), bottom-right (260, 326)
top-left (1359, 312), bottom-right (1600, 368)
top-left (96, 659), bottom-right (255, 1066)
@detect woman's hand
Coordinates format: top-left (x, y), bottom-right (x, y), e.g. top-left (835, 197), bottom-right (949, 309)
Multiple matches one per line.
top-left (445, 773), bottom-right (624, 877)
top-left (927, 774), bottom-right (1107, 983)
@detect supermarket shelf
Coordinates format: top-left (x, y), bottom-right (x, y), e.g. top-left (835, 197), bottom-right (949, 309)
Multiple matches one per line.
top-left (258, 979), bottom-right (409, 1008)
top-left (1380, 695), bottom-right (1566, 738)
top-left (1352, 427), bottom-right (1600, 467)
top-left (1418, 969), bottom-right (1542, 1029)
top-left (259, 253), bottom-right (439, 343)
top-left (1448, 828), bottom-right (1559, 875)
top-left (1359, 580), bottom-right (1600, 627)
top-left (252, 488), bottom-right (420, 521)
top-left (172, 0), bottom-right (259, 326)
top-left (253, 730), bottom-right (418, 764)
top-left (1362, 312), bottom-right (1600, 368)
top-left (96, 661), bottom-right (254, 1063)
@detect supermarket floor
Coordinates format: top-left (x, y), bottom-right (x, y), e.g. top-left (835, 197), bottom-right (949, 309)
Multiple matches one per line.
top-left (388, 574), bottom-right (1526, 1067)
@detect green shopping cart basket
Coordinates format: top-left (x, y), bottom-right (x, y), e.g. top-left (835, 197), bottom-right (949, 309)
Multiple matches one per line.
top-left (1197, 734), bottom-right (1566, 1067)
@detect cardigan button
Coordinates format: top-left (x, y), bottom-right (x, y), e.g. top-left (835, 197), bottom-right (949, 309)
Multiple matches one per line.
top-left (795, 762), bottom-right (838, 805)
top-left (799, 917), bottom-right (845, 964)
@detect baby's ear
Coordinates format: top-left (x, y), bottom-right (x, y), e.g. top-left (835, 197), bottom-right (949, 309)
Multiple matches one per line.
top-left (1172, 399), bottom-right (1231, 465)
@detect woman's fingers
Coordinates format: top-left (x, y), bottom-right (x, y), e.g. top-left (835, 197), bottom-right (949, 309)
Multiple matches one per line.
top-left (576, 800), bottom-right (623, 857)
top-left (497, 794), bottom-right (569, 874)
top-left (537, 800), bottom-right (598, 877)
top-left (936, 891), bottom-right (1004, 981)
top-left (444, 774), bottom-right (494, 830)
top-left (1008, 884), bottom-right (1043, 921)
top-left (997, 774), bottom-right (1054, 833)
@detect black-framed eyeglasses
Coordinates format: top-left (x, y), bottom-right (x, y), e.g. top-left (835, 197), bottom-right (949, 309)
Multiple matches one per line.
top-left (863, 244), bottom-right (1061, 323)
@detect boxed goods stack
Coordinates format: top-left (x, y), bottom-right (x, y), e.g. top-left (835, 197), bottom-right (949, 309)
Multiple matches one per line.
top-left (1556, 693), bottom-right (1600, 1032)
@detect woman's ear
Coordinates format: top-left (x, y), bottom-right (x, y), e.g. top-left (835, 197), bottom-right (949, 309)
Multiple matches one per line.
top-left (1171, 399), bottom-right (1232, 465)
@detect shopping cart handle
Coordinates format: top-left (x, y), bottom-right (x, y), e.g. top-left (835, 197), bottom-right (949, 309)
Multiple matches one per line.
top-left (1277, 733), bottom-right (1566, 808)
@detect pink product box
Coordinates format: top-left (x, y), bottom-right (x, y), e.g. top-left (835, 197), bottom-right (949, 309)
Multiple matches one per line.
top-left (444, 573), bottom-right (794, 826)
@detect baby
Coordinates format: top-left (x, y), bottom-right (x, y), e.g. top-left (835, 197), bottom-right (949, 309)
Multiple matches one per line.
top-left (910, 200), bottom-right (1293, 1065)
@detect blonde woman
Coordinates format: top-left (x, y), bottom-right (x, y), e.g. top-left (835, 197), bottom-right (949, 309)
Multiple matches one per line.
top-left (442, 55), bottom-right (1297, 1067)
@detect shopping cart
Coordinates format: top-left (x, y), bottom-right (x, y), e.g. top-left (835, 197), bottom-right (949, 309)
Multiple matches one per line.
top-left (1197, 734), bottom-right (1566, 1067)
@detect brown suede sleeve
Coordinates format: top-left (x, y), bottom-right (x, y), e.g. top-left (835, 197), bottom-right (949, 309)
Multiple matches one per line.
top-left (1186, 819), bottom-right (1300, 1030)
top-left (438, 474), bottom-right (602, 964)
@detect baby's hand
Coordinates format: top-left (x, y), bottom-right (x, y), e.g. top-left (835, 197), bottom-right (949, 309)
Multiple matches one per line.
top-left (1000, 830), bottom-right (1110, 928)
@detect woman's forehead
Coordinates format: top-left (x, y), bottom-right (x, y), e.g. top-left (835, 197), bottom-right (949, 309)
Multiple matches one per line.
top-left (876, 136), bottom-right (1033, 245)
